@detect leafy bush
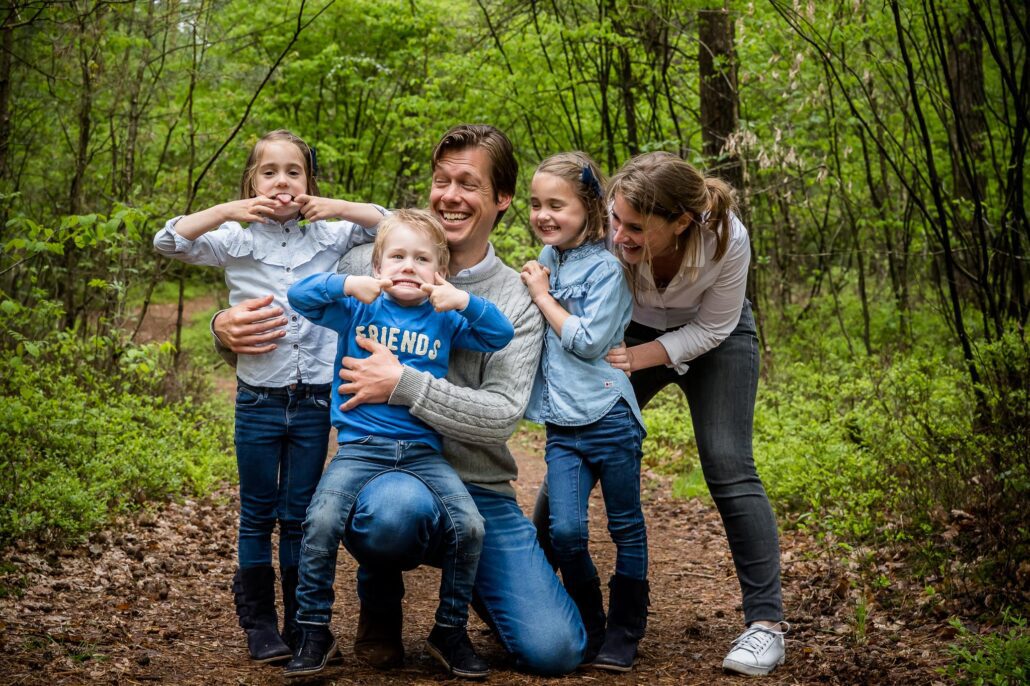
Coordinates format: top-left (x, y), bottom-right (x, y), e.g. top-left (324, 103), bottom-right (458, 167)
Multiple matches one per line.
top-left (944, 611), bottom-right (1030, 685)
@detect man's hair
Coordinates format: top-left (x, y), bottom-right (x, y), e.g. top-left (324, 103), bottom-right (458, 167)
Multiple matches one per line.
top-left (431, 124), bottom-right (517, 225)
top-left (372, 208), bottom-right (450, 275)
top-left (239, 129), bottom-right (319, 199)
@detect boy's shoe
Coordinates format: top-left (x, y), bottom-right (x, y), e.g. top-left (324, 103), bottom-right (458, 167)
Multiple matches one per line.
top-left (426, 624), bottom-right (490, 679)
top-left (721, 622), bottom-right (789, 676)
top-left (283, 625), bottom-right (338, 678)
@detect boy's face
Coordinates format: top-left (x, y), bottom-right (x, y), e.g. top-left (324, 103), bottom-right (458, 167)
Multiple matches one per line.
top-left (252, 140), bottom-right (308, 220)
top-left (374, 224), bottom-right (443, 306)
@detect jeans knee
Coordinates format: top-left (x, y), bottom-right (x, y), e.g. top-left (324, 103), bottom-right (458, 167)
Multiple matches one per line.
top-left (549, 520), bottom-right (587, 558)
top-left (516, 622), bottom-right (585, 676)
top-left (302, 500), bottom-right (346, 553)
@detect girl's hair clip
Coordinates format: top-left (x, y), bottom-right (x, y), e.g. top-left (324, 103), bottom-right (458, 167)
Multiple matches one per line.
top-left (580, 165), bottom-right (603, 199)
top-left (309, 146), bottom-right (319, 177)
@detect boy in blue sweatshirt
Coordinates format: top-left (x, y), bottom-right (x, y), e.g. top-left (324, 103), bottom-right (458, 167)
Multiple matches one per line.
top-left (284, 209), bottom-right (514, 679)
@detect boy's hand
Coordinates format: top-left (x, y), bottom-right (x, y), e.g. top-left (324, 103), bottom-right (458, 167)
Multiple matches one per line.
top-left (420, 273), bottom-right (470, 312)
top-left (520, 261), bottom-right (551, 302)
top-left (345, 275), bottom-right (393, 304)
top-left (296, 194), bottom-right (343, 222)
top-left (221, 197), bottom-right (280, 224)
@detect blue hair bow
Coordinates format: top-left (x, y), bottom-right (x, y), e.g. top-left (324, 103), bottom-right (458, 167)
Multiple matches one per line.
top-left (580, 165), bottom-right (603, 199)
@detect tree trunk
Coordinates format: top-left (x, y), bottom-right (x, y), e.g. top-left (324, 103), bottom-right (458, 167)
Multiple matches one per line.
top-left (698, 5), bottom-right (741, 189)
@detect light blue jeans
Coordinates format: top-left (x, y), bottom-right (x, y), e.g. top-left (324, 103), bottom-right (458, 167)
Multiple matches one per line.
top-left (345, 473), bottom-right (586, 675)
top-left (295, 437), bottom-right (484, 629)
top-left (545, 400), bottom-right (647, 584)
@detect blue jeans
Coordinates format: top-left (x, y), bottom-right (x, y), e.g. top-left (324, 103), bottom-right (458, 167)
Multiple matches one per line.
top-left (345, 474), bottom-right (586, 675)
top-left (295, 437), bottom-right (484, 628)
top-left (234, 380), bottom-right (330, 570)
top-left (545, 400), bottom-right (647, 584)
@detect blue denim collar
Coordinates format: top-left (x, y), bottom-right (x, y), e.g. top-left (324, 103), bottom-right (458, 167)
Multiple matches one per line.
top-left (554, 239), bottom-right (607, 264)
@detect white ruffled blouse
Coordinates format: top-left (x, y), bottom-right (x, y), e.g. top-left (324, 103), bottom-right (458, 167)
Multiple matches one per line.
top-left (154, 213), bottom-right (382, 386)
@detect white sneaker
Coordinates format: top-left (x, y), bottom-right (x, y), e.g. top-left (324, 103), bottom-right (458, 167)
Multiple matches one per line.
top-left (721, 622), bottom-right (789, 676)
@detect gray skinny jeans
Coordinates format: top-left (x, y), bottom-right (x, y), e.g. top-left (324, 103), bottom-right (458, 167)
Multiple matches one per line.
top-left (533, 301), bottom-right (783, 624)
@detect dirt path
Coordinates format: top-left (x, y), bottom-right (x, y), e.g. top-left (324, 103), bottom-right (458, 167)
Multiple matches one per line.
top-left (0, 299), bottom-right (946, 685)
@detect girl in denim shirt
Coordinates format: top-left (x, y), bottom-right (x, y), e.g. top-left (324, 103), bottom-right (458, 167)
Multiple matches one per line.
top-left (153, 129), bottom-right (384, 665)
top-left (520, 151), bottom-right (647, 672)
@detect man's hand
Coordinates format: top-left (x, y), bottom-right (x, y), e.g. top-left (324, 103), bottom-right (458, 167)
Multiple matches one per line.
top-left (213, 294), bottom-right (287, 354)
top-left (420, 273), bottom-right (470, 312)
top-left (606, 341), bottom-right (633, 376)
top-left (345, 275), bottom-right (393, 304)
top-left (520, 260), bottom-right (551, 302)
top-left (338, 335), bottom-right (403, 411)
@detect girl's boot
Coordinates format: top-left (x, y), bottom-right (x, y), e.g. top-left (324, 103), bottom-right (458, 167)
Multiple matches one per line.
top-left (280, 567), bottom-right (301, 651)
top-left (566, 576), bottom-right (606, 664)
top-left (232, 565), bottom-right (292, 663)
top-left (591, 575), bottom-right (649, 672)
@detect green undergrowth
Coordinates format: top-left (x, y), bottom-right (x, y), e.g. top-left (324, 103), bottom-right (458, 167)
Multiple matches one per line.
top-left (944, 610), bottom-right (1030, 685)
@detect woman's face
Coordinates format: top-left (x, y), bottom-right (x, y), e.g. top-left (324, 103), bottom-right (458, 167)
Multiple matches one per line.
top-left (610, 192), bottom-right (687, 265)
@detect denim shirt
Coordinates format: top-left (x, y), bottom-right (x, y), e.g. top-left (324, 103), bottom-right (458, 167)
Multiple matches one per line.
top-left (525, 240), bottom-right (644, 431)
top-left (154, 212), bottom-right (382, 386)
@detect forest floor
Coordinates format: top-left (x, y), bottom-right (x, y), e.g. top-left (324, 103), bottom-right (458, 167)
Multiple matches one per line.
top-left (0, 298), bottom-right (952, 685)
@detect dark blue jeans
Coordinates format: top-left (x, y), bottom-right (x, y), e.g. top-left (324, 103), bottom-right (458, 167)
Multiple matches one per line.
top-left (545, 400), bottom-right (647, 585)
top-left (234, 380), bottom-right (330, 570)
top-left (295, 437), bottom-right (484, 628)
top-left (345, 473), bottom-right (586, 675)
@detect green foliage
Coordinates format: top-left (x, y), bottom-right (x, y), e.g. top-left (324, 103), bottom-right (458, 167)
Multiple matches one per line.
top-left (944, 611), bottom-right (1030, 686)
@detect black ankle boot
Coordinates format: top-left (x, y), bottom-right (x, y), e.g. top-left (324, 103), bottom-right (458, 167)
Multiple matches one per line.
top-left (591, 575), bottom-right (649, 672)
top-left (566, 576), bottom-right (606, 664)
top-left (232, 566), bottom-right (291, 663)
top-left (279, 567), bottom-right (300, 651)
top-left (283, 625), bottom-right (338, 678)
top-left (354, 603), bottom-right (404, 669)
top-left (426, 624), bottom-right (490, 679)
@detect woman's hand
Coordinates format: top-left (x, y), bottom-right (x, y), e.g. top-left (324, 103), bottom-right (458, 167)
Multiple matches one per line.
top-left (421, 273), bottom-right (470, 312)
top-left (606, 342), bottom-right (633, 376)
top-left (520, 261), bottom-right (551, 302)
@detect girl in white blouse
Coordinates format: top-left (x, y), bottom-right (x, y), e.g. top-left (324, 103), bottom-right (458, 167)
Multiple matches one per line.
top-left (153, 129), bottom-right (383, 665)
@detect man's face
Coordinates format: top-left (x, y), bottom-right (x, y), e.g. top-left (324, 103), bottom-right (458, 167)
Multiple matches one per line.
top-left (429, 147), bottom-right (512, 259)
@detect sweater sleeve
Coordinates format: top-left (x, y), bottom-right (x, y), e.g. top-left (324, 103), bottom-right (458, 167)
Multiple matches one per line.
top-left (389, 282), bottom-right (544, 445)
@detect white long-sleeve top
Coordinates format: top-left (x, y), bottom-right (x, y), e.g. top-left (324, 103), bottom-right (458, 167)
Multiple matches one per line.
top-left (630, 212), bottom-right (751, 373)
top-left (154, 214), bottom-right (379, 386)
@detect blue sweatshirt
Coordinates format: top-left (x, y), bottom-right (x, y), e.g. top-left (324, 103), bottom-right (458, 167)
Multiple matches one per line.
top-left (288, 272), bottom-right (515, 451)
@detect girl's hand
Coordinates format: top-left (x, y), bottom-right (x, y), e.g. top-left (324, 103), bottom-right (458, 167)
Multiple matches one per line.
top-left (345, 275), bottom-right (393, 304)
top-left (606, 342), bottom-right (633, 376)
top-left (220, 197), bottom-right (279, 224)
top-left (520, 261), bottom-right (551, 302)
top-left (421, 273), bottom-right (470, 312)
top-left (296, 194), bottom-right (343, 222)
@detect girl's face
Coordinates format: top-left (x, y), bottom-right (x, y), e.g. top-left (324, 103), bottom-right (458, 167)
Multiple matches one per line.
top-left (529, 172), bottom-right (588, 252)
top-left (610, 192), bottom-right (689, 265)
top-left (374, 224), bottom-right (443, 306)
top-left (252, 140), bottom-right (308, 220)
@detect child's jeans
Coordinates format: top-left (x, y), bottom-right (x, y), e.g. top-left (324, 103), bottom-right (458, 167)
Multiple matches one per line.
top-left (544, 400), bottom-right (648, 584)
top-left (295, 436), bottom-right (485, 628)
top-left (234, 379), bottom-right (331, 570)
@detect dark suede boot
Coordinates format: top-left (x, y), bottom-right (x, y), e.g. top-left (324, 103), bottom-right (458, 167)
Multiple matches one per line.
top-left (232, 566), bottom-right (292, 663)
top-left (590, 575), bottom-right (649, 672)
top-left (279, 567), bottom-right (300, 651)
top-left (426, 624), bottom-right (490, 679)
top-left (283, 624), bottom-right (338, 678)
top-left (354, 603), bottom-right (404, 669)
top-left (566, 575), bottom-right (607, 664)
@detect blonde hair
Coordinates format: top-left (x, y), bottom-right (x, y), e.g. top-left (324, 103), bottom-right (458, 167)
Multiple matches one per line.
top-left (239, 129), bottom-right (320, 199)
top-left (608, 151), bottom-right (736, 289)
top-left (371, 209), bottom-right (450, 274)
top-left (533, 151), bottom-right (608, 243)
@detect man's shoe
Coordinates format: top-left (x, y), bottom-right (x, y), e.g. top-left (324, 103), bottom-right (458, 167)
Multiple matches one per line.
top-left (721, 622), bottom-right (789, 676)
top-left (354, 603), bottom-right (404, 669)
top-left (283, 625), bottom-right (338, 678)
top-left (426, 624), bottom-right (490, 679)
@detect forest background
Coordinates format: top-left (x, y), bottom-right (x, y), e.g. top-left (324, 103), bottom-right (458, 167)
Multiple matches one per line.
top-left (0, 0), bottom-right (1026, 682)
